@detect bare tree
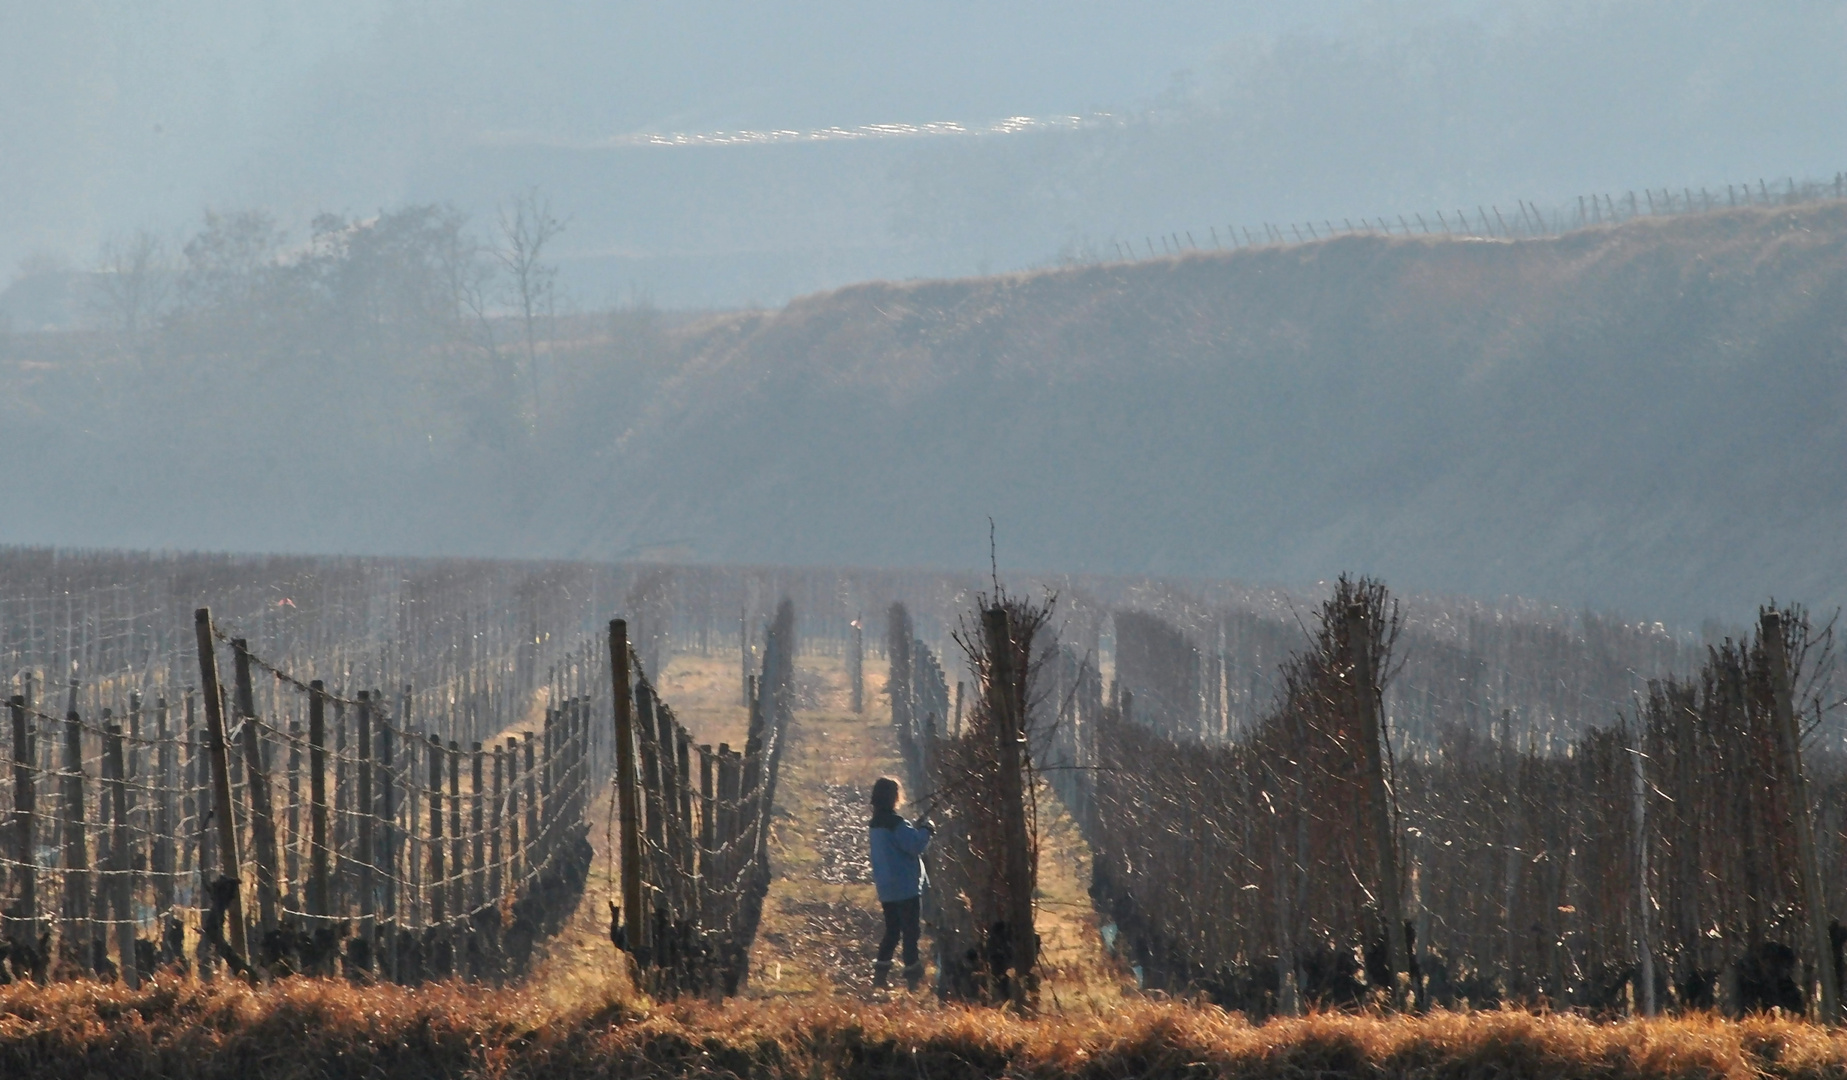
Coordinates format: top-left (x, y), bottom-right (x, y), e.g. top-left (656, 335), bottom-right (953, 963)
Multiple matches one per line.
top-left (496, 189), bottom-right (565, 424)
top-left (90, 231), bottom-right (173, 337)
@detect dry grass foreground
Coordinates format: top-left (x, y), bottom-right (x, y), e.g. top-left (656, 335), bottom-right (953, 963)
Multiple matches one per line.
top-left (14, 650), bottom-right (1844, 1078)
top-left (10, 978), bottom-right (1847, 1080)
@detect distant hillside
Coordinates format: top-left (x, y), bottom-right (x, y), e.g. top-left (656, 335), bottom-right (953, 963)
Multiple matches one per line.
top-left (573, 204), bottom-right (1847, 622)
top-left (1, 204), bottom-right (1843, 624)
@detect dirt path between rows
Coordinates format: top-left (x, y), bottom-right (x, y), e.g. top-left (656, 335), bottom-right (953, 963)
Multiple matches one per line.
top-left (529, 650), bottom-right (1120, 1006)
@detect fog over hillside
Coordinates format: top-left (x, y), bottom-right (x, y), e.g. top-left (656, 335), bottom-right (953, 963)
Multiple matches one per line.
top-left (1, 206), bottom-right (1842, 624)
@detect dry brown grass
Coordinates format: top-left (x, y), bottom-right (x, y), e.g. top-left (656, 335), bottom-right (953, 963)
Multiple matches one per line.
top-left (9, 977), bottom-right (1847, 1079)
top-left (18, 647), bottom-right (1845, 1077)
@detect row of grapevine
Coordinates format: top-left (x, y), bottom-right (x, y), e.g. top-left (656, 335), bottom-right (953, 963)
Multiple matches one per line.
top-left (1053, 578), bottom-right (1847, 1020)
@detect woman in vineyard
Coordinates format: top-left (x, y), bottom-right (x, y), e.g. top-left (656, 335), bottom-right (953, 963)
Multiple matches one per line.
top-left (867, 776), bottom-right (933, 990)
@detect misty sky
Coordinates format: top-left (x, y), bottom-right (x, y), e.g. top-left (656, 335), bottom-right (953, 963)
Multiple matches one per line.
top-left (5, 0), bottom-right (1843, 307)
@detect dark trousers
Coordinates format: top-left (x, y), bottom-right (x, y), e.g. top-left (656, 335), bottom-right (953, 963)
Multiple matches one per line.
top-left (878, 897), bottom-right (920, 968)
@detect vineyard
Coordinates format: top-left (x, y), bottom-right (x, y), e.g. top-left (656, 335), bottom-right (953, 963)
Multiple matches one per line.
top-left (3, 547), bottom-right (1847, 1076)
top-left (888, 575), bottom-right (1847, 1023)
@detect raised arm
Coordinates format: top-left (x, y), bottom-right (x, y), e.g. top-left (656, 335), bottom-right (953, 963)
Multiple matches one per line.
top-left (893, 820), bottom-right (933, 857)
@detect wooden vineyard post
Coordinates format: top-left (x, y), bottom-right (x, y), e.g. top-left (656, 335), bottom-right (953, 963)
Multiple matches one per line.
top-left (286, 720), bottom-right (301, 904)
top-left (1765, 610), bottom-right (1839, 1025)
top-left (402, 688), bottom-right (420, 935)
top-left (985, 605), bottom-right (1037, 1005)
top-left (677, 730), bottom-right (694, 887)
top-left (356, 692), bottom-right (375, 945)
top-left (1630, 726), bottom-right (1656, 1016)
top-left (490, 742), bottom-right (504, 901)
top-left (540, 712), bottom-right (555, 865)
top-left (188, 713), bottom-right (214, 978)
top-left (636, 690), bottom-right (664, 906)
top-left (448, 741), bottom-right (462, 924)
top-left (522, 734), bottom-right (536, 882)
top-left (1347, 601), bottom-right (1407, 1008)
top-left (505, 738), bottom-right (521, 886)
top-left (231, 639), bottom-right (281, 936)
top-left (849, 620), bottom-right (864, 714)
top-left (153, 695), bottom-right (175, 917)
top-left (9, 695), bottom-right (33, 930)
top-left (104, 723), bottom-right (137, 988)
top-left (564, 700), bottom-right (577, 845)
top-left (470, 742), bottom-right (485, 916)
top-left (61, 692), bottom-right (89, 961)
top-left (739, 609), bottom-right (750, 706)
top-left (428, 735), bottom-right (444, 925)
top-left (698, 744), bottom-right (715, 921)
top-left (308, 682), bottom-right (330, 922)
top-left (377, 709), bottom-right (396, 958)
top-left (609, 619), bottom-right (645, 959)
top-left (332, 703), bottom-right (348, 913)
top-left (657, 702), bottom-right (680, 910)
top-left (125, 693), bottom-right (142, 914)
top-left (194, 610), bottom-right (248, 961)
top-left (718, 746), bottom-right (741, 900)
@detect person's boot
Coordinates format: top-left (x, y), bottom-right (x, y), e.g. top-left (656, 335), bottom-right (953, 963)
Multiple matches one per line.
top-left (903, 961), bottom-right (924, 991)
top-left (872, 961), bottom-right (892, 989)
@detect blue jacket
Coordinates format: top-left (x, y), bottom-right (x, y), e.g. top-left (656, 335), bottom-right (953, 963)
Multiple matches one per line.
top-left (868, 811), bottom-right (932, 902)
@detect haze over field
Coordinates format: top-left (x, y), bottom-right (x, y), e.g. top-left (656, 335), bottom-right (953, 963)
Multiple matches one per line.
top-left (2, 0), bottom-right (1844, 628)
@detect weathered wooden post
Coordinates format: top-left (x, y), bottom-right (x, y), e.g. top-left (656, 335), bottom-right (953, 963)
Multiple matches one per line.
top-left (739, 609), bottom-right (751, 706)
top-left (104, 723), bottom-right (137, 988)
top-left (376, 705), bottom-right (396, 950)
top-left (985, 605), bottom-right (1037, 1005)
top-left (154, 696), bottom-right (175, 917)
top-left (9, 695), bottom-right (33, 930)
top-left (888, 605), bottom-right (913, 748)
top-left (356, 691), bottom-right (375, 948)
top-left (289, 718), bottom-right (305, 908)
top-left (609, 619), bottom-right (645, 958)
top-left (193, 610), bottom-right (247, 961)
top-left (698, 744), bottom-right (715, 921)
top-left (636, 690), bottom-right (665, 904)
top-left (401, 688), bottom-right (419, 934)
top-left (428, 734), bottom-right (444, 924)
top-left (332, 701), bottom-right (348, 913)
top-left (231, 639), bottom-right (280, 936)
top-left (540, 710), bottom-right (555, 864)
top-left (522, 733), bottom-right (537, 882)
top-left (717, 745), bottom-right (741, 931)
top-left (1765, 609), bottom-right (1839, 1025)
top-left (490, 742), bottom-right (505, 901)
top-left (308, 681), bottom-right (331, 922)
top-left (470, 742), bottom-right (486, 914)
top-left (125, 692), bottom-right (144, 914)
top-left (187, 714), bottom-right (214, 978)
top-left (1346, 601), bottom-right (1407, 1007)
top-left (448, 740), bottom-right (463, 922)
top-left (1630, 727), bottom-right (1656, 1016)
top-left (505, 737), bottom-right (521, 887)
top-left (60, 692), bottom-right (90, 961)
top-left (677, 729), bottom-right (694, 884)
top-left (849, 620), bottom-right (864, 714)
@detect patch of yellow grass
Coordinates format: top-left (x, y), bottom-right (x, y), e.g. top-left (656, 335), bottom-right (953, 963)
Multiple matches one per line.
top-left (8, 977), bottom-right (1847, 1080)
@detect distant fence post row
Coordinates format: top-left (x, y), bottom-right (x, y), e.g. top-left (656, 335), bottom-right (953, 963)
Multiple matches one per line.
top-left (0, 604), bottom-right (602, 987)
top-left (606, 599), bottom-right (795, 998)
top-left (1108, 171), bottom-right (1847, 264)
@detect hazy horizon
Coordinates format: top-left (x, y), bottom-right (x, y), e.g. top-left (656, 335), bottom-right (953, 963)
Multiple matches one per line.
top-left (8, 1), bottom-right (1844, 310)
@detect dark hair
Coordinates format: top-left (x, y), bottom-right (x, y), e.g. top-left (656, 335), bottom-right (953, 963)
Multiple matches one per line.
top-left (871, 776), bottom-right (900, 812)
